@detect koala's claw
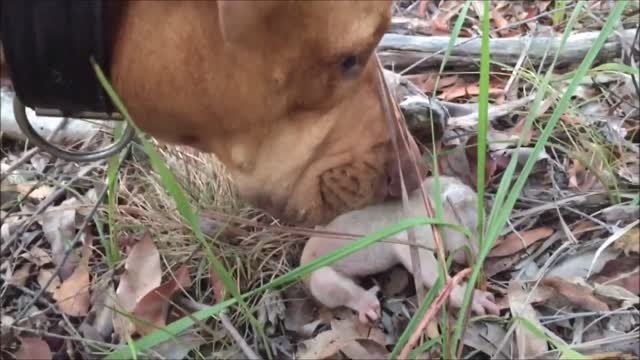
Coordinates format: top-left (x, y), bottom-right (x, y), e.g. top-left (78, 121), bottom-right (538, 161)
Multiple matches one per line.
top-left (473, 289), bottom-right (500, 316)
top-left (450, 285), bottom-right (499, 316)
top-left (351, 286), bottom-right (381, 324)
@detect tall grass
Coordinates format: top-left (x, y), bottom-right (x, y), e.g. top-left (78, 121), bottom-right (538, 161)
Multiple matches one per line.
top-left (451, 0), bottom-right (628, 356)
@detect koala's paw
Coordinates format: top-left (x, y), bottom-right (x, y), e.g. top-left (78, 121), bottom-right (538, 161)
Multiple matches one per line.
top-left (442, 182), bottom-right (476, 208)
top-left (350, 285), bottom-right (381, 324)
top-left (450, 285), bottom-right (499, 316)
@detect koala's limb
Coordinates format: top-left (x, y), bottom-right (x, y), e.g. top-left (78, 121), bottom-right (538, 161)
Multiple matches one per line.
top-left (307, 267), bottom-right (381, 323)
top-left (302, 176), bottom-right (499, 320)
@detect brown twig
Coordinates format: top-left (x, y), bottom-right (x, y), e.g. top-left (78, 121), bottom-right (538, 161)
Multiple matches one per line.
top-left (398, 268), bottom-right (472, 360)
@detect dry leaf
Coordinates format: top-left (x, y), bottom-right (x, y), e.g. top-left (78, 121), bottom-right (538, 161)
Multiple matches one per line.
top-left (341, 339), bottom-right (389, 359)
top-left (561, 113), bottom-right (584, 126)
top-left (489, 227), bottom-right (554, 257)
top-left (283, 285), bottom-right (319, 336)
top-left (484, 252), bottom-right (522, 277)
top-left (15, 337), bottom-right (52, 360)
top-left (22, 247), bottom-right (52, 266)
top-left (297, 328), bottom-right (351, 359)
top-left (331, 316), bottom-right (386, 345)
top-left (571, 220), bottom-right (600, 240)
top-left (150, 331), bottom-right (206, 359)
top-left (509, 117), bottom-right (534, 145)
top-left (593, 283), bottom-right (640, 308)
top-left (15, 182), bottom-right (53, 200)
top-left (546, 248), bottom-right (618, 280)
top-left (590, 352), bottom-right (639, 360)
top-left (491, 9), bottom-right (510, 28)
top-left (8, 263), bottom-right (33, 287)
top-left (439, 135), bottom-right (508, 189)
top-left (297, 313), bottom-right (386, 359)
top-left (30, 153), bottom-right (51, 173)
top-left (380, 266), bottom-right (409, 297)
top-left (431, 15), bottom-right (450, 35)
top-left (463, 321), bottom-right (511, 358)
top-left (495, 284), bottom-right (555, 311)
top-left (617, 152), bottom-right (639, 185)
top-left (568, 153), bottom-right (606, 192)
top-left (40, 198), bottom-right (80, 280)
top-left (258, 290), bottom-right (286, 336)
top-left (80, 278), bottom-right (116, 343)
top-left (541, 277), bottom-right (610, 312)
top-left (612, 227), bottom-right (640, 255)
top-left (590, 256), bottom-right (640, 295)
top-left (132, 266), bottom-right (191, 336)
top-left (603, 205), bottom-right (639, 225)
top-left (53, 237), bottom-right (92, 317)
top-left (433, 1), bottom-right (464, 35)
top-left (209, 265), bottom-right (227, 304)
top-left (37, 268), bottom-right (61, 293)
top-left (113, 232), bottom-right (162, 339)
top-left (508, 281), bottom-right (548, 359)
top-left (440, 84), bottom-right (468, 100)
top-left (404, 74), bottom-right (459, 94)
top-left (416, 0), bottom-right (427, 18)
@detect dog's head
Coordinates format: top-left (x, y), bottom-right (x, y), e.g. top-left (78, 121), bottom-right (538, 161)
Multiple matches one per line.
top-left (110, 1), bottom-right (425, 225)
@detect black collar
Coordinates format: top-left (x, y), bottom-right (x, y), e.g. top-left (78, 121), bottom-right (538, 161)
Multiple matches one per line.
top-left (1, 0), bottom-right (116, 118)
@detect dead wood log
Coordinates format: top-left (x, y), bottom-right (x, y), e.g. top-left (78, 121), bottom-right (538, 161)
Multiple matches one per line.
top-left (1, 87), bottom-right (115, 144)
top-left (378, 27), bottom-right (638, 72)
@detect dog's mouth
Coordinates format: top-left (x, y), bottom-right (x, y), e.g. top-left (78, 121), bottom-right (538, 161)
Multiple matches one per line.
top-left (317, 161), bottom-right (387, 219)
top-left (259, 154), bottom-right (423, 226)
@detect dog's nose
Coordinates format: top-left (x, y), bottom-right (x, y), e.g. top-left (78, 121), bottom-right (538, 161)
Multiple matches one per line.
top-left (252, 193), bottom-right (288, 220)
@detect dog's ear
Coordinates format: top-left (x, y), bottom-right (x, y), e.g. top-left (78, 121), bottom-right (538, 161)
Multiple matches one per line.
top-left (217, 1), bottom-right (280, 46)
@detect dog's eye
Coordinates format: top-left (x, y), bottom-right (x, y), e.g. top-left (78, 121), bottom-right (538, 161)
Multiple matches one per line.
top-left (339, 54), bottom-right (362, 79)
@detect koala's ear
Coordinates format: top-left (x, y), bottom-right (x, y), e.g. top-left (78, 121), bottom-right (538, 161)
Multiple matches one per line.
top-left (217, 1), bottom-right (280, 46)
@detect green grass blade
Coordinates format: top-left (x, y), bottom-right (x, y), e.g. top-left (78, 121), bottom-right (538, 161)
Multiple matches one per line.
top-left (105, 123), bottom-right (126, 266)
top-left (475, 0), bottom-right (490, 248)
top-left (552, 0), bottom-right (567, 26)
top-left (447, 2), bottom-right (491, 356)
top-left (409, 336), bottom-right (441, 359)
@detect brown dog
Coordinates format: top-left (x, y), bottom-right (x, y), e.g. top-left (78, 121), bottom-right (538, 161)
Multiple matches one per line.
top-left (107, 1), bottom-right (424, 225)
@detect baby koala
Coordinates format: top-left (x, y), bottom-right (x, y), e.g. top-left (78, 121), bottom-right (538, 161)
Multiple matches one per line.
top-left (300, 176), bottom-right (499, 323)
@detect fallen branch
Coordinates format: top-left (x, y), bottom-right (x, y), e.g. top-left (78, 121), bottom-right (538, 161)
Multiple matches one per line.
top-left (1, 87), bottom-right (116, 143)
top-left (378, 28), bottom-right (638, 71)
top-left (447, 94), bottom-right (536, 130)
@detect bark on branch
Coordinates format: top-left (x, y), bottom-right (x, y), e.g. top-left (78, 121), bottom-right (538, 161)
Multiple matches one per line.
top-left (378, 28), bottom-right (638, 72)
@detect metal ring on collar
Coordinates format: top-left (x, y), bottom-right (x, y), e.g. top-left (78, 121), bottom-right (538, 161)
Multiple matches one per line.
top-left (13, 95), bottom-right (136, 162)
